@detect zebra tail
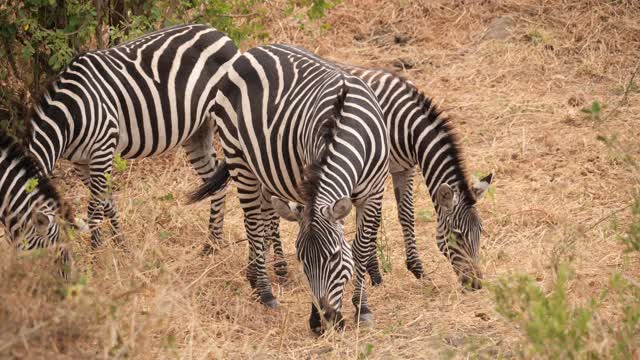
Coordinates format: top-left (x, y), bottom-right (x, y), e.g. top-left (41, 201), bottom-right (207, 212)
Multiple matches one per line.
top-left (186, 161), bottom-right (230, 204)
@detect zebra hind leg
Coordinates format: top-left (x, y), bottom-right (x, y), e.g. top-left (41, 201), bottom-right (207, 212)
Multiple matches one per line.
top-left (392, 169), bottom-right (424, 279)
top-left (182, 118), bottom-right (227, 254)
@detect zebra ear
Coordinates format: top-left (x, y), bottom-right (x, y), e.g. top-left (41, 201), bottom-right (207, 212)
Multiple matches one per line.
top-left (32, 210), bottom-right (52, 236)
top-left (436, 183), bottom-right (455, 212)
top-left (472, 173), bottom-right (494, 200)
top-left (328, 197), bottom-right (352, 222)
top-left (271, 196), bottom-right (303, 222)
top-left (72, 217), bottom-right (90, 233)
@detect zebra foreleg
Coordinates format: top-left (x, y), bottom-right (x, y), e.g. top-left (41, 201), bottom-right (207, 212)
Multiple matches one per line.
top-left (103, 199), bottom-right (124, 245)
top-left (392, 169), bottom-right (424, 279)
top-left (351, 197), bottom-right (384, 326)
top-left (239, 183), bottom-right (277, 308)
top-left (260, 192), bottom-right (288, 278)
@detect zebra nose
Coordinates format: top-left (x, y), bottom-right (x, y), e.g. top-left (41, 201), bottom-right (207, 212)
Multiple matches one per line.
top-left (319, 297), bottom-right (344, 330)
top-left (459, 266), bottom-right (483, 291)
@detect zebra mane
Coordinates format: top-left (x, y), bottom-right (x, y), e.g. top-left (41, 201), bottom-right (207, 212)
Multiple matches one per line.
top-left (299, 78), bottom-right (347, 211)
top-left (0, 130), bottom-right (71, 221)
top-left (24, 75), bottom-right (61, 147)
top-left (406, 83), bottom-right (476, 204)
top-left (24, 52), bottom-right (86, 148)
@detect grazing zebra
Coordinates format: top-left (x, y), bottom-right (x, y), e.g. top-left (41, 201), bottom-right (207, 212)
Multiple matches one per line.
top-left (188, 44), bottom-right (390, 333)
top-left (207, 64), bottom-right (494, 290)
top-left (26, 24), bottom-right (239, 248)
top-left (0, 130), bottom-right (86, 278)
top-left (273, 66), bottom-right (494, 289)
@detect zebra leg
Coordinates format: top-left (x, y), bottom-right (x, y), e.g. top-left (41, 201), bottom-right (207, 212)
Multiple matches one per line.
top-left (238, 181), bottom-right (277, 308)
top-left (103, 199), bottom-right (124, 245)
top-left (352, 196), bottom-right (384, 326)
top-left (75, 163), bottom-right (124, 246)
top-left (260, 191), bottom-right (288, 278)
top-left (182, 117), bottom-right (226, 254)
top-left (392, 169), bottom-right (424, 279)
top-left (365, 246), bottom-right (383, 286)
top-left (87, 162), bottom-right (114, 249)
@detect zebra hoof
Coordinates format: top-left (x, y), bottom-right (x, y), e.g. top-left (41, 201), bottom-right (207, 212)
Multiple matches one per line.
top-left (260, 294), bottom-right (278, 309)
top-left (356, 312), bottom-right (375, 327)
top-left (370, 273), bottom-right (383, 287)
top-left (406, 261), bottom-right (425, 279)
top-left (274, 262), bottom-right (288, 278)
top-left (201, 243), bottom-right (215, 256)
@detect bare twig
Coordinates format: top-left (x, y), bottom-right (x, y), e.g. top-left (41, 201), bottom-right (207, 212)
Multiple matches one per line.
top-left (602, 60), bottom-right (640, 123)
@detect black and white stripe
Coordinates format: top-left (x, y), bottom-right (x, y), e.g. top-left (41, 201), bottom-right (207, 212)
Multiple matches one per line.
top-left (189, 44), bottom-right (390, 333)
top-left (0, 130), bottom-right (83, 278)
top-left (252, 66), bottom-right (494, 289)
top-left (26, 24), bottom-right (239, 248)
top-left (341, 66), bottom-right (493, 289)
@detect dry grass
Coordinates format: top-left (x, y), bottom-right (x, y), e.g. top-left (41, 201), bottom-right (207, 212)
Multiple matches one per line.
top-left (2, 0), bottom-right (640, 358)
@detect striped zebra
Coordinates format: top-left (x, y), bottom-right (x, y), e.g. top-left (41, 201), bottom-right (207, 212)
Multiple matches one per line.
top-left (188, 44), bottom-right (390, 333)
top-left (0, 130), bottom-right (87, 278)
top-left (329, 65), bottom-right (493, 289)
top-left (215, 65), bottom-right (494, 290)
top-left (26, 24), bottom-right (239, 248)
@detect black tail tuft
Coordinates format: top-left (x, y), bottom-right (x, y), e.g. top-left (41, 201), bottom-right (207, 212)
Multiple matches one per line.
top-left (186, 161), bottom-right (230, 204)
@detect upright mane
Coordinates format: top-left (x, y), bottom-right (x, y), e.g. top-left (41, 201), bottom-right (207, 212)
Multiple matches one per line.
top-left (24, 52), bottom-right (86, 149)
top-left (405, 81), bottom-right (476, 204)
top-left (24, 75), bottom-right (61, 148)
top-left (299, 76), bottom-right (348, 211)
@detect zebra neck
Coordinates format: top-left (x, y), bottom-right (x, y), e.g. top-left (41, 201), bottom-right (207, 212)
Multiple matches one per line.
top-left (27, 114), bottom-right (69, 175)
top-left (414, 131), bottom-right (471, 206)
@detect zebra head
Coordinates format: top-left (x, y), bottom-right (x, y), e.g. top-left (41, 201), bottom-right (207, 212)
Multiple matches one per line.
top-left (272, 196), bottom-right (354, 334)
top-left (435, 173), bottom-right (493, 290)
top-left (11, 197), bottom-right (87, 280)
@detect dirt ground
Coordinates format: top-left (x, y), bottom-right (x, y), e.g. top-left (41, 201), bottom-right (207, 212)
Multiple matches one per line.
top-left (2, 0), bottom-right (640, 358)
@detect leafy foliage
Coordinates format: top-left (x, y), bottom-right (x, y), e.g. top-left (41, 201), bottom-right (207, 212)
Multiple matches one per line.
top-left (24, 177), bottom-right (39, 193)
top-left (581, 100), bottom-right (604, 122)
top-left (0, 0), bottom-right (333, 136)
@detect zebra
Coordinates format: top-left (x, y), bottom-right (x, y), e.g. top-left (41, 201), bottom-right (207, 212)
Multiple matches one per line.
top-left (188, 44), bottom-right (390, 333)
top-left (25, 24), bottom-right (239, 248)
top-left (208, 65), bottom-right (494, 290)
top-left (0, 129), bottom-right (87, 278)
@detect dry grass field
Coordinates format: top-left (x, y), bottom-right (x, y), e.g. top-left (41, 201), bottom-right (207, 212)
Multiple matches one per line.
top-left (1, 0), bottom-right (640, 358)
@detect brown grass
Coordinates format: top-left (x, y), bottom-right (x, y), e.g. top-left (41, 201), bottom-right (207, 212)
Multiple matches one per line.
top-left (2, 0), bottom-right (640, 358)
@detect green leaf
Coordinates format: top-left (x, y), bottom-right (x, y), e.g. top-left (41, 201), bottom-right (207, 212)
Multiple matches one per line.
top-left (416, 209), bottom-right (433, 223)
top-left (25, 177), bottom-right (39, 193)
top-left (114, 153), bottom-right (127, 173)
top-left (159, 230), bottom-right (172, 240)
top-left (159, 192), bottom-right (174, 201)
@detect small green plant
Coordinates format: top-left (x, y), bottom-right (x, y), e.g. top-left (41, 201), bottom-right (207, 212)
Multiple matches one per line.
top-left (491, 265), bottom-right (594, 358)
top-left (159, 192), bottom-right (174, 201)
top-left (113, 153), bottom-right (127, 173)
top-left (416, 208), bottom-right (434, 223)
top-left (581, 100), bottom-right (604, 122)
top-left (358, 343), bottom-right (374, 359)
top-left (159, 230), bottom-right (172, 241)
top-left (24, 177), bottom-right (39, 193)
top-left (526, 30), bottom-right (545, 45)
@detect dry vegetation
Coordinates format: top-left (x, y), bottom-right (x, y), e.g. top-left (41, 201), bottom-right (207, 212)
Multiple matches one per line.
top-left (1, 0), bottom-right (640, 358)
